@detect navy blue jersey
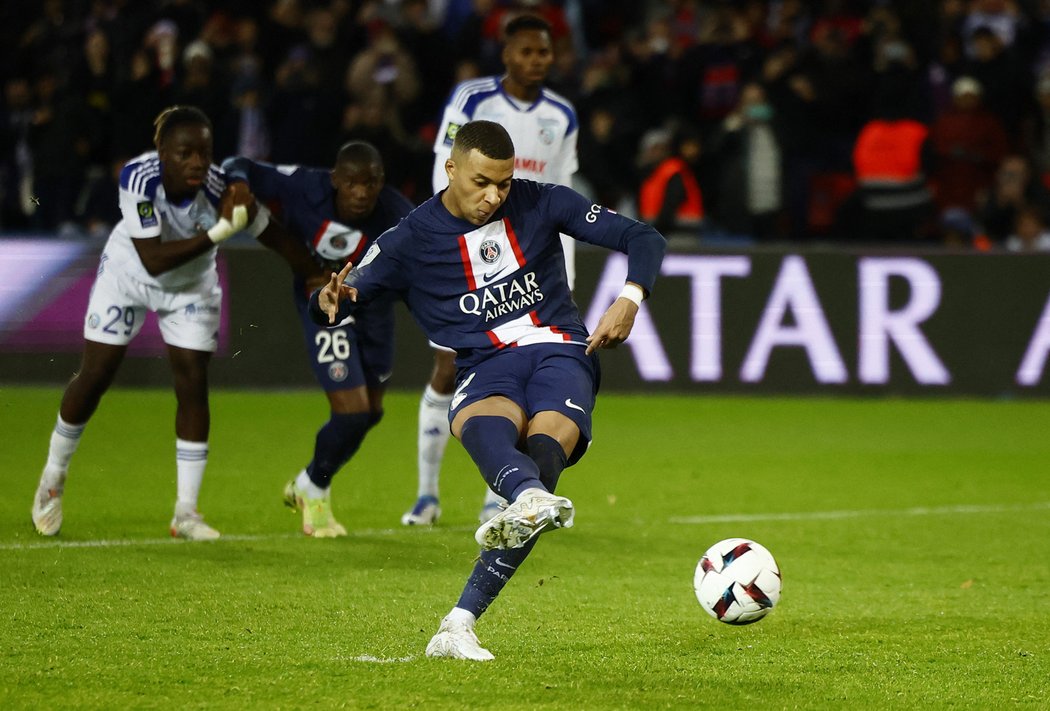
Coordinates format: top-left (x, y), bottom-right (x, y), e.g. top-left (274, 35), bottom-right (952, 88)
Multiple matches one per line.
top-left (221, 157), bottom-right (414, 273)
top-left (316, 180), bottom-right (666, 369)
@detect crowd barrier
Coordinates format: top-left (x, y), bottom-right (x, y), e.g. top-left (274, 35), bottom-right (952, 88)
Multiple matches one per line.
top-left (3, 238), bottom-right (1049, 397)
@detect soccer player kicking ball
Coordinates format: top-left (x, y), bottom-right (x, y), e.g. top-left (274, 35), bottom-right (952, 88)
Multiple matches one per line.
top-left (31, 105), bottom-right (268, 540)
top-left (311, 120), bottom-right (665, 660)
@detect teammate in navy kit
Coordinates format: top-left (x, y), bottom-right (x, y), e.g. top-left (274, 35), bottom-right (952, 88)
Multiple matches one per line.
top-left (30, 105), bottom-right (266, 541)
top-left (222, 142), bottom-right (414, 537)
top-left (312, 121), bottom-right (666, 660)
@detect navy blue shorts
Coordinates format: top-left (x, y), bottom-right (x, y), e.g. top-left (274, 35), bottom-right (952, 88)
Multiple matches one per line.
top-left (449, 343), bottom-right (601, 465)
top-left (294, 285), bottom-right (395, 392)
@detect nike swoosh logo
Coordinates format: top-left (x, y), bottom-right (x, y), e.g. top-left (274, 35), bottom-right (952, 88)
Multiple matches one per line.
top-left (494, 557), bottom-right (517, 570)
top-left (450, 372), bottom-right (475, 410)
top-left (482, 268), bottom-right (507, 283)
top-left (565, 398), bottom-right (586, 414)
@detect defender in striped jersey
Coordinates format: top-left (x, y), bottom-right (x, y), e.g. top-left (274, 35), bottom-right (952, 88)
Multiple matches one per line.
top-left (30, 106), bottom-right (267, 541)
top-left (311, 121), bottom-right (665, 660)
top-left (410, 14), bottom-right (582, 528)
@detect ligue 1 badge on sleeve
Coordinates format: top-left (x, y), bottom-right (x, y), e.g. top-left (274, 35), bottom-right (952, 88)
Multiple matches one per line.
top-left (137, 201), bottom-right (158, 228)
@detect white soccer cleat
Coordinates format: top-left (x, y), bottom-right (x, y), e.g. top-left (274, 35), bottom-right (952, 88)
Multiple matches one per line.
top-left (474, 487), bottom-right (574, 550)
top-left (31, 472), bottom-right (66, 536)
top-left (401, 495), bottom-right (441, 526)
top-left (425, 616), bottom-right (494, 661)
top-left (170, 510), bottom-right (221, 541)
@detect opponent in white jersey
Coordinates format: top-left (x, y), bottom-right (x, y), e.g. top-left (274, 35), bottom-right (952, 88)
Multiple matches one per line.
top-left (403, 14), bottom-right (582, 528)
top-left (30, 106), bottom-right (263, 541)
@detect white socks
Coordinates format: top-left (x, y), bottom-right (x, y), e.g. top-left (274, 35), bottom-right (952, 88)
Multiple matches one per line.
top-left (446, 607), bottom-right (477, 627)
top-left (45, 415), bottom-right (85, 478)
top-left (417, 384), bottom-right (452, 498)
top-left (175, 438), bottom-right (208, 514)
top-left (295, 469), bottom-right (327, 499)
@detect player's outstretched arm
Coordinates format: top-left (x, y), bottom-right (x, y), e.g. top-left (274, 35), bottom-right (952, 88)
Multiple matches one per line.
top-left (585, 282), bottom-right (645, 355)
top-left (315, 261), bottom-right (358, 324)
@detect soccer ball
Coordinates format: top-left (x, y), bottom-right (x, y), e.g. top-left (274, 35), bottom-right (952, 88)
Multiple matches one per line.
top-left (694, 538), bottom-right (781, 625)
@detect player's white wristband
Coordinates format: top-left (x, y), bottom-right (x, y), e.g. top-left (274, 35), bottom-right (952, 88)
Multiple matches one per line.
top-left (243, 203), bottom-right (270, 239)
top-left (619, 283), bottom-right (645, 306)
top-left (206, 205), bottom-right (248, 244)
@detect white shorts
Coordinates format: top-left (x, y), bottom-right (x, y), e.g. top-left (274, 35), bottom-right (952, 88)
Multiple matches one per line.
top-left (429, 341), bottom-right (456, 354)
top-left (84, 260), bottom-right (222, 352)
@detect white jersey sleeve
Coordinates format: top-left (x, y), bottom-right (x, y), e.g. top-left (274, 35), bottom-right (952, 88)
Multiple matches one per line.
top-left (118, 186), bottom-right (163, 239)
top-left (432, 103), bottom-right (469, 193)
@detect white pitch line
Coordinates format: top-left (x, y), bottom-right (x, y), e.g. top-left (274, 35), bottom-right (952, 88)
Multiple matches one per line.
top-left (0, 525), bottom-right (474, 552)
top-left (670, 501), bottom-right (1050, 525)
top-left (350, 655), bottom-right (417, 664)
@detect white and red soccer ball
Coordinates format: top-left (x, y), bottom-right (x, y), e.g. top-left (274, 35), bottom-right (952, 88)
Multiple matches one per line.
top-left (694, 538), bottom-right (782, 624)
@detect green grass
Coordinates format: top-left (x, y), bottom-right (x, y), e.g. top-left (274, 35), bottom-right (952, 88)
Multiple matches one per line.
top-left (1, 386), bottom-right (1048, 709)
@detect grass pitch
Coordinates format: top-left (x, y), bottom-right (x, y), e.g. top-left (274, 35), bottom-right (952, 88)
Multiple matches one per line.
top-left (1, 386), bottom-right (1048, 709)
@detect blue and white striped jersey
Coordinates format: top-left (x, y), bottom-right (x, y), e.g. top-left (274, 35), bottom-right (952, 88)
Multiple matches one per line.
top-left (104, 151), bottom-right (226, 289)
top-left (431, 76), bottom-right (579, 193)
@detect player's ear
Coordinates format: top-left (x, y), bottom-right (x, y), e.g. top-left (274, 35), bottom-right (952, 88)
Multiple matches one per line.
top-left (444, 158), bottom-right (455, 182)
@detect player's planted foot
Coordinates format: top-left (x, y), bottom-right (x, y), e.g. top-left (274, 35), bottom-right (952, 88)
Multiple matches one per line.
top-left (401, 495), bottom-right (441, 526)
top-left (474, 487), bottom-right (574, 550)
top-left (31, 470), bottom-right (66, 536)
top-left (170, 509), bottom-right (221, 541)
top-left (425, 615), bottom-right (494, 661)
top-left (283, 479), bottom-right (347, 538)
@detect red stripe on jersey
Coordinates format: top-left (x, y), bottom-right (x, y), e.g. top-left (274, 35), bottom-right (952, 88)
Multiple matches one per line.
top-left (458, 234), bottom-right (477, 291)
top-left (485, 329), bottom-right (510, 350)
top-left (528, 311), bottom-right (571, 340)
top-left (312, 220), bottom-right (331, 249)
top-left (348, 234), bottom-right (369, 265)
top-left (503, 218), bottom-right (526, 267)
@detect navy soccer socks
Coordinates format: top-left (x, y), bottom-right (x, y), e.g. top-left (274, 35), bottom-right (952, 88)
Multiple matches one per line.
top-left (456, 431), bottom-right (570, 618)
top-left (305, 412), bottom-right (374, 489)
top-left (459, 416), bottom-right (544, 501)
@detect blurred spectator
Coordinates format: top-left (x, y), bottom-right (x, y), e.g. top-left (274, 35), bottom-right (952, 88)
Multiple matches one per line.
top-left (173, 40), bottom-right (229, 147)
top-left (345, 20), bottom-right (420, 118)
top-left (706, 82), bottom-right (785, 241)
top-left (1022, 71), bottom-right (1050, 177)
top-left (963, 24), bottom-right (1027, 133)
top-left (638, 126), bottom-right (705, 242)
top-left (845, 90), bottom-right (934, 243)
top-left (977, 154), bottom-right (1050, 242)
top-left (0, 77), bottom-right (35, 230)
top-left (1005, 203), bottom-right (1050, 251)
top-left (268, 45), bottom-right (340, 166)
top-left (27, 70), bottom-right (90, 233)
top-left (939, 206), bottom-right (979, 248)
top-left (577, 105), bottom-right (637, 212)
top-left (929, 76), bottom-right (1010, 214)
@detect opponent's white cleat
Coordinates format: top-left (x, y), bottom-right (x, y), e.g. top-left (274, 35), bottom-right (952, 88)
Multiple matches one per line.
top-left (474, 487), bottom-right (574, 550)
top-left (425, 616), bottom-right (494, 661)
top-left (31, 472), bottom-right (66, 536)
top-left (283, 479), bottom-right (347, 538)
top-left (401, 495), bottom-right (441, 526)
top-left (478, 499), bottom-right (505, 524)
top-left (170, 510), bottom-right (221, 541)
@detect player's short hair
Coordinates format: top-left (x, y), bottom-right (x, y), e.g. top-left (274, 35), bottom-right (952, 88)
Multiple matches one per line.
top-left (153, 105), bottom-right (212, 148)
top-left (336, 141), bottom-right (383, 170)
top-left (504, 14), bottom-right (551, 40)
top-left (452, 120), bottom-right (515, 161)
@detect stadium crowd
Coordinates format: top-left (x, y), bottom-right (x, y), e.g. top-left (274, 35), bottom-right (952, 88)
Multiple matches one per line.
top-left (2, 0), bottom-right (1050, 249)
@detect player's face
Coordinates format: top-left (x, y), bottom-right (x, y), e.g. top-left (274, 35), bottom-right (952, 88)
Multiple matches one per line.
top-left (158, 123), bottom-right (213, 199)
top-left (331, 160), bottom-right (384, 222)
top-left (502, 29), bottom-right (553, 88)
top-left (444, 148), bottom-right (514, 226)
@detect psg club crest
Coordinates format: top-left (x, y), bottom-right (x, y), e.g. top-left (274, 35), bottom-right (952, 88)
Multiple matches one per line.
top-left (479, 239), bottom-right (501, 264)
top-left (327, 361), bottom-right (348, 382)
